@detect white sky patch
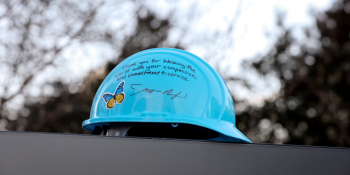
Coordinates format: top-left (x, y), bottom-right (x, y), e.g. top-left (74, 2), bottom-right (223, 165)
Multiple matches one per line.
top-left (156, 0), bottom-right (332, 104)
top-left (1, 0), bottom-right (334, 110)
top-left (176, 0), bottom-right (332, 69)
top-left (61, 0), bottom-right (332, 105)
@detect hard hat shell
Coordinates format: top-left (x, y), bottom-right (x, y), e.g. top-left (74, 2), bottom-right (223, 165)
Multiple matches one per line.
top-left (83, 48), bottom-right (251, 143)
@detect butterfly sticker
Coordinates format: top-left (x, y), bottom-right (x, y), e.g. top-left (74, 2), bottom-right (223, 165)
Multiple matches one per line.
top-left (102, 81), bottom-right (125, 109)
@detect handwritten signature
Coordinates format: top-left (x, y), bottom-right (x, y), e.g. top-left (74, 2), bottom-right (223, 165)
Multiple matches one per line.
top-left (130, 84), bottom-right (187, 99)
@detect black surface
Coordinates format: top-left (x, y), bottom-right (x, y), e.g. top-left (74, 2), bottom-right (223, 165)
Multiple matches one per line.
top-left (0, 131), bottom-right (349, 175)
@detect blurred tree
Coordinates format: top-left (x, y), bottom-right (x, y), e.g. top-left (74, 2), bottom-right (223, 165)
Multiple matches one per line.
top-left (0, 0), bottom-right (112, 128)
top-left (238, 0), bottom-right (350, 147)
top-left (5, 5), bottom-right (182, 134)
top-left (7, 0), bottom-right (349, 149)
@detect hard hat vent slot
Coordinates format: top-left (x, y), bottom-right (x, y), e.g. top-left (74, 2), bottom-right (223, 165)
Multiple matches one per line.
top-left (126, 123), bottom-right (219, 140)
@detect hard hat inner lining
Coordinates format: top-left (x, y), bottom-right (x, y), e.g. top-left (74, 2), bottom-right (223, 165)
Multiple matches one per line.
top-left (94, 122), bottom-right (220, 140)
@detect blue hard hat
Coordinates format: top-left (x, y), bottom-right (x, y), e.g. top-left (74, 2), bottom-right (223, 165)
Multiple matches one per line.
top-left (83, 48), bottom-right (251, 143)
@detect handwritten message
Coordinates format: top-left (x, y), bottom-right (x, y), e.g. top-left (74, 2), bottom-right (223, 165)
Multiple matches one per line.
top-left (115, 59), bottom-right (197, 82)
top-left (130, 84), bottom-right (187, 99)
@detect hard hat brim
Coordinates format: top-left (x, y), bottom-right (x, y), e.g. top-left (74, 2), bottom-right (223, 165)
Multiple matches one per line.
top-left (83, 116), bottom-right (251, 143)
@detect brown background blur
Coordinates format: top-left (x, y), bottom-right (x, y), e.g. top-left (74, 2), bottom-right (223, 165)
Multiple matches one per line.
top-left (0, 0), bottom-right (349, 147)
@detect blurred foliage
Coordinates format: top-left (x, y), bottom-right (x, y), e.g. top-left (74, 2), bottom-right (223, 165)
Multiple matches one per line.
top-left (3, 0), bottom-right (350, 148)
top-left (0, 0), bottom-right (107, 110)
top-left (4, 1), bottom-right (182, 133)
top-left (237, 0), bottom-right (350, 147)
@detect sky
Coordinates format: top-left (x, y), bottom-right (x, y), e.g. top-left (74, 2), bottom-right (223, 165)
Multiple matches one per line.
top-left (41, 0), bottom-right (334, 102)
top-left (1, 0), bottom-right (335, 112)
top-left (59, 0), bottom-right (334, 82)
top-left (170, 0), bottom-right (333, 104)
top-left (130, 0), bottom-right (334, 105)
